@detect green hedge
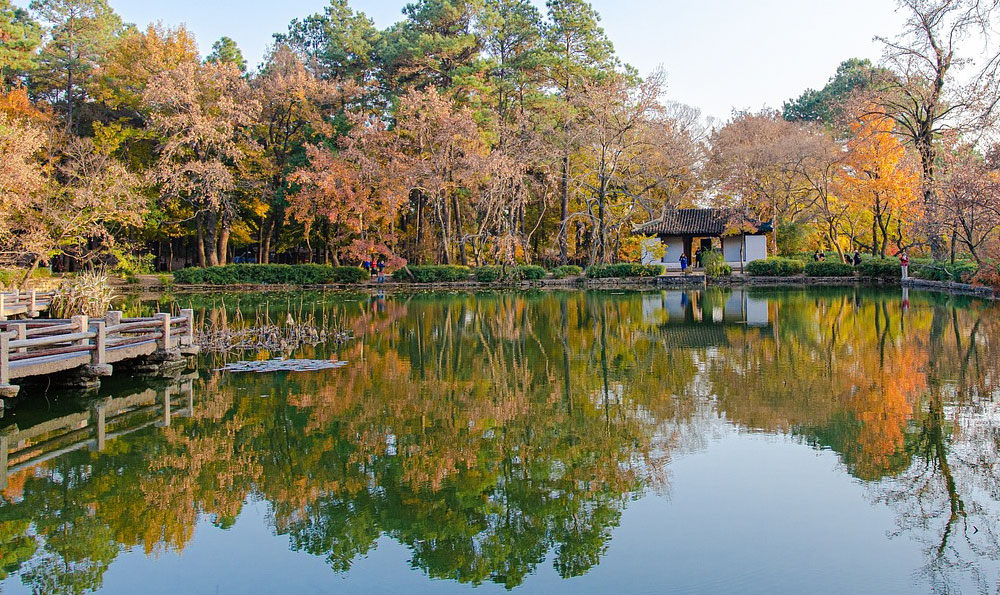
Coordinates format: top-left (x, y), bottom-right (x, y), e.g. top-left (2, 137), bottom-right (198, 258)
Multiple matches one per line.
top-left (551, 265), bottom-right (583, 279)
top-left (856, 258), bottom-right (902, 279)
top-left (745, 257), bottom-right (805, 277)
top-left (392, 265), bottom-right (472, 283)
top-left (173, 264), bottom-right (367, 285)
top-left (473, 265), bottom-right (547, 283)
top-left (910, 259), bottom-right (978, 283)
top-left (586, 263), bottom-right (664, 278)
top-left (805, 261), bottom-right (856, 277)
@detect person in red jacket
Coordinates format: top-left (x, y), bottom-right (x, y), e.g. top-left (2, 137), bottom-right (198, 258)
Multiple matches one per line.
top-left (899, 251), bottom-right (909, 280)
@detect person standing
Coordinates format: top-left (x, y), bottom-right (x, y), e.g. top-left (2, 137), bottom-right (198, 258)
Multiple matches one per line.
top-left (376, 255), bottom-right (386, 284)
top-left (679, 253), bottom-right (688, 273)
top-left (899, 251), bottom-right (909, 280)
top-left (853, 250), bottom-right (862, 266)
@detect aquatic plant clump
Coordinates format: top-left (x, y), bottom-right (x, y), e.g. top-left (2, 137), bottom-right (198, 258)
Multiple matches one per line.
top-left (217, 359), bottom-right (348, 373)
top-left (196, 323), bottom-right (352, 354)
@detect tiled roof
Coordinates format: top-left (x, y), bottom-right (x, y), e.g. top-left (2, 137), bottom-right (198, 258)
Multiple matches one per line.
top-left (635, 208), bottom-right (770, 236)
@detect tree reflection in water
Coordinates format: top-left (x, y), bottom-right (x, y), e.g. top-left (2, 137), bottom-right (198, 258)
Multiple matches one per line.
top-left (0, 288), bottom-right (998, 593)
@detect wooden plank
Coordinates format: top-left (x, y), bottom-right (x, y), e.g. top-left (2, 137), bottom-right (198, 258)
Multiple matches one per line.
top-left (9, 331), bottom-right (95, 350)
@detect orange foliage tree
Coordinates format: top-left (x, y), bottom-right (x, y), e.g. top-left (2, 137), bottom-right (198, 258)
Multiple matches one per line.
top-left (836, 111), bottom-right (920, 257)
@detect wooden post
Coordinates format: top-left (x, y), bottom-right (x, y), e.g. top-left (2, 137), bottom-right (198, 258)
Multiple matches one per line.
top-left (106, 311), bottom-right (122, 344)
top-left (0, 332), bottom-right (10, 387)
top-left (71, 315), bottom-right (89, 347)
top-left (91, 401), bottom-right (106, 451)
top-left (181, 309), bottom-right (194, 346)
top-left (91, 321), bottom-right (106, 365)
top-left (14, 323), bottom-right (26, 354)
top-left (0, 294), bottom-right (6, 322)
top-left (155, 312), bottom-right (170, 350)
top-left (29, 290), bottom-right (37, 317)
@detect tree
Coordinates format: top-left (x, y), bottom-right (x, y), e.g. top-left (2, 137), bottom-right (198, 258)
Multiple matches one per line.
top-left (836, 112), bottom-right (920, 257)
top-left (544, 0), bottom-right (616, 263)
top-left (708, 111), bottom-right (826, 252)
top-left (377, 0), bottom-right (483, 97)
top-left (206, 36), bottom-right (246, 73)
top-left (938, 136), bottom-right (1000, 264)
top-left (6, 135), bottom-right (144, 282)
top-left (478, 0), bottom-right (546, 122)
top-left (0, 0), bottom-right (41, 86)
top-left (876, 0), bottom-right (1000, 258)
top-left (395, 87), bottom-right (487, 264)
top-left (0, 112), bottom-right (45, 250)
top-left (287, 119), bottom-right (410, 263)
top-left (95, 23), bottom-right (198, 114)
top-left (144, 60), bottom-right (260, 267)
top-left (29, 0), bottom-right (123, 133)
top-left (274, 0), bottom-right (380, 84)
top-left (255, 44), bottom-right (360, 262)
top-left (572, 71), bottom-right (666, 264)
top-left (783, 58), bottom-right (887, 126)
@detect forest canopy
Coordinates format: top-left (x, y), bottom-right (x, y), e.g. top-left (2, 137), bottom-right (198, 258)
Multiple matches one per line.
top-left (2, 0), bottom-right (1000, 281)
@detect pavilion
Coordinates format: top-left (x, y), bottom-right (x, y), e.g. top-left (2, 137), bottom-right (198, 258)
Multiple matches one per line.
top-left (635, 208), bottom-right (772, 271)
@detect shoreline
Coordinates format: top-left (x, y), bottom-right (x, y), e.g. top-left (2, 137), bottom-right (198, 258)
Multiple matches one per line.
top-left (120, 274), bottom-right (997, 300)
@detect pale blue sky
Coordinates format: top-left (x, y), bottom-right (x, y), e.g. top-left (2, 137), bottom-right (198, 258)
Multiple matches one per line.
top-left (16, 0), bottom-right (906, 120)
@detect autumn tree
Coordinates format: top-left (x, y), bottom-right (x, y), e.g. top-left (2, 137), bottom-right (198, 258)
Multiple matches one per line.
top-left (287, 116), bottom-right (409, 263)
top-left (6, 135), bottom-right (144, 282)
top-left (252, 44), bottom-right (359, 263)
top-left (544, 0), bottom-right (616, 263)
top-left (938, 136), bottom-right (1000, 264)
top-left (572, 71), bottom-right (667, 264)
top-left (395, 87), bottom-right (487, 264)
top-left (836, 112), bottom-right (920, 257)
top-left (708, 111), bottom-right (826, 252)
top-left (144, 60), bottom-right (260, 267)
top-left (876, 0), bottom-right (1000, 258)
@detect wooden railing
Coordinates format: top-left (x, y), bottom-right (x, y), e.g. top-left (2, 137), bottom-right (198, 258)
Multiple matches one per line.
top-left (0, 309), bottom-right (196, 397)
top-left (0, 290), bottom-right (55, 320)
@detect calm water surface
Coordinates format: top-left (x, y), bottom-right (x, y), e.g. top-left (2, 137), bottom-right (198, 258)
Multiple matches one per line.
top-left (1, 287), bottom-right (998, 594)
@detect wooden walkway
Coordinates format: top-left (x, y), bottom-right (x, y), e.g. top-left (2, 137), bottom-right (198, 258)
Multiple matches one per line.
top-left (0, 309), bottom-right (197, 397)
top-left (0, 375), bottom-right (196, 490)
top-left (0, 290), bottom-right (55, 320)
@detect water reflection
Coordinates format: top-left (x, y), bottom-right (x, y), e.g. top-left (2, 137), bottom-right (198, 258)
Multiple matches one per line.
top-left (1, 288), bottom-right (999, 593)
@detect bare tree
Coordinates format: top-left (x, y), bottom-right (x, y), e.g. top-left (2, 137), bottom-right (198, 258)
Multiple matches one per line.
top-left (877, 0), bottom-right (1000, 258)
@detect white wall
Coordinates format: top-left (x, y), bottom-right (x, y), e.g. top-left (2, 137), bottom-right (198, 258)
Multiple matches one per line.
top-left (722, 236), bottom-right (743, 263)
top-left (745, 234), bottom-right (768, 262)
top-left (662, 236), bottom-right (684, 269)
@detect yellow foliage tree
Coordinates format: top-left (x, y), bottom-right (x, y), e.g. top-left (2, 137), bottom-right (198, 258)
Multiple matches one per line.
top-left (836, 111), bottom-right (920, 257)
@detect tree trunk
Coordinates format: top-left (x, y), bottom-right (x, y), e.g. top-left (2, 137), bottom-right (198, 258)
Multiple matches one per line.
top-left (559, 152), bottom-right (569, 264)
top-left (196, 211), bottom-right (207, 268)
top-left (217, 211), bottom-right (231, 266)
top-left (204, 209), bottom-right (219, 267)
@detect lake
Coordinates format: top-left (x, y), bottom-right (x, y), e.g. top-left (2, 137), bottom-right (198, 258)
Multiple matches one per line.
top-left (1, 287), bottom-right (998, 594)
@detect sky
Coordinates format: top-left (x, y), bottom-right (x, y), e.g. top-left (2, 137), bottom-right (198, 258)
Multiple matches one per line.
top-left (14, 0), bottom-right (907, 121)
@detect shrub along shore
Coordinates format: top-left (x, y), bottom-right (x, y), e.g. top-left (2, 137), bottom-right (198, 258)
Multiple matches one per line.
top-left (162, 259), bottom-right (993, 297)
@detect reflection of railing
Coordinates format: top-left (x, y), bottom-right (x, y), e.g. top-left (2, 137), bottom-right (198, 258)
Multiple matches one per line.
top-left (0, 309), bottom-right (197, 397)
top-left (0, 376), bottom-right (196, 491)
top-left (0, 290), bottom-right (55, 320)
